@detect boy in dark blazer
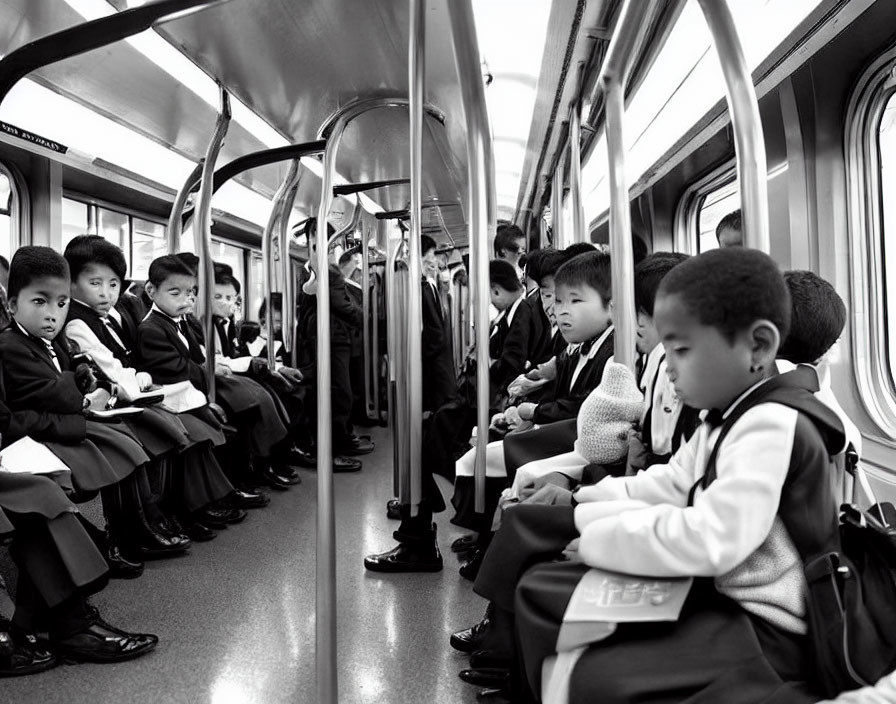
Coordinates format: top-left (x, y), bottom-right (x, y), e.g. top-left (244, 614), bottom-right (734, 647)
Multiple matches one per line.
top-left (420, 235), bottom-right (456, 412)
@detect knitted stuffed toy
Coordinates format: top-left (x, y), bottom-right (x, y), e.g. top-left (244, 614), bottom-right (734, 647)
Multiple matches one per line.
top-left (573, 362), bottom-right (644, 465)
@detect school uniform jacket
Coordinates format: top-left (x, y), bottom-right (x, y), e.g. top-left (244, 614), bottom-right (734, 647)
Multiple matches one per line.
top-left (136, 309), bottom-right (210, 392)
top-left (531, 326), bottom-right (614, 425)
top-left (299, 264), bottom-right (363, 350)
top-left (422, 277), bottom-right (456, 411)
top-left (572, 370), bottom-right (845, 634)
top-left (488, 295), bottom-right (534, 395)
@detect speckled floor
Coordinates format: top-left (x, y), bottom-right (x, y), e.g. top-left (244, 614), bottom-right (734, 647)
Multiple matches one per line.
top-left (2, 426), bottom-right (491, 704)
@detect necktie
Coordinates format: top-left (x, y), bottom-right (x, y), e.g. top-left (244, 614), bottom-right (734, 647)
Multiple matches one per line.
top-left (43, 341), bottom-right (61, 372)
top-left (704, 408), bottom-right (725, 429)
top-left (102, 316), bottom-right (127, 351)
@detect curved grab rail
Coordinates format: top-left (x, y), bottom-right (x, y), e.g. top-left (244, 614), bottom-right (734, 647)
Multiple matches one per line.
top-left (167, 161), bottom-right (204, 254)
top-left (278, 178), bottom-right (301, 359)
top-left (317, 96), bottom-right (445, 141)
top-left (196, 87), bottom-right (231, 402)
top-left (326, 194), bottom-right (361, 250)
top-left (0, 0), bottom-right (232, 104)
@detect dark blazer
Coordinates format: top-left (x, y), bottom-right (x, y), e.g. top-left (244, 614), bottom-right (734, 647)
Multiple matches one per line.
top-left (422, 278), bottom-right (455, 411)
top-left (532, 328), bottom-right (615, 425)
top-left (526, 289), bottom-right (554, 367)
top-left (488, 296), bottom-right (534, 394)
top-left (299, 265), bottom-right (363, 352)
top-left (344, 279), bottom-right (364, 356)
top-left (135, 310), bottom-right (208, 392)
top-left (0, 324), bottom-right (87, 443)
top-left (115, 292), bottom-right (148, 347)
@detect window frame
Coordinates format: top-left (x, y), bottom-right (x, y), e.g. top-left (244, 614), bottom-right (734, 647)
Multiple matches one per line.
top-left (0, 160), bottom-right (30, 255)
top-left (673, 159), bottom-right (737, 254)
top-left (845, 42), bottom-right (896, 442)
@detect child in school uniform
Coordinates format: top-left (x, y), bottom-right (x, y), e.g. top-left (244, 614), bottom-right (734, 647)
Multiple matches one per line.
top-left (448, 251), bottom-right (617, 577)
top-left (464, 247), bottom-right (845, 702)
top-left (420, 235), bottom-right (456, 413)
top-left (135, 255), bottom-right (297, 494)
top-left (0, 247), bottom-right (160, 579)
top-left (62, 236), bottom-right (251, 545)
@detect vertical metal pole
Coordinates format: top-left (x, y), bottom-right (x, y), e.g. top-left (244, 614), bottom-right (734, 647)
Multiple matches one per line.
top-left (539, 210), bottom-right (549, 249)
top-left (279, 177), bottom-right (300, 359)
top-left (167, 161), bottom-right (204, 254)
top-left (386, 227), bottom-right (401, 497)
top-left (407, 0), bottom-right (425, 515)
top-left (448, 0), bottom-right (493, 514)
top-left (263, 160), bottom-right (301, 368)
top-left (569, 104), bottom-right (587, 243)
top-left (603, 81), bottom-right (636, 372)
top-left (195, 87), bottom-right (230, 402)
top-left (361, 226), bottom-right (373, 419)
top-left (315, 144), bottom-right (338, 704)
top-left (552, 160), bottom-right (565, 249)
top-left (697, 0), bottom-right (769, 253)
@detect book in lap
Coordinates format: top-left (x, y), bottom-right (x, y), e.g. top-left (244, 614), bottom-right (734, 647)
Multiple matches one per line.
top-left (0, 436), bottom-right (71, 475)
top-left (556, 568), bottom-right (693, 651)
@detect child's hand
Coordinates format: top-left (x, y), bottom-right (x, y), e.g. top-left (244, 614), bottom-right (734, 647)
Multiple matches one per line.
top-left (279, 367), bottom-right (303, 384)
top-left (74, 364), bottom-right (97, 394)
top-left (535, 357), bottom-right (557, 381)
top-left (525, 483), bottom-right (573, 507)
top-left (503, 406), bottom-right (522, 429)
top-left (516, 402), bottom-right (537, 421)
top-left (489, 412), bottom-right (508, 431)
top-left (136, 372), bottom-right (153, 391)
top-left (215, 365), bottom-right (233, 377)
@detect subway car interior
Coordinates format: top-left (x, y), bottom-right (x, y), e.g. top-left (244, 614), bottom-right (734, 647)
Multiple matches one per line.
top-left (0, 0), bottom-right (895, 702)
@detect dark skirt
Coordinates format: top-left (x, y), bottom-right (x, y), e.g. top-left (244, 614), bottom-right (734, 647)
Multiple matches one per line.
top-left (219, 376), bottom-right (288, 457)
top-left (45, 421), bottom-right (149, 494)
top-left (0, 472), bottom-right (75, 524)
top-left (182, 407), bottom-right (227, 447)
top-left (503, 419), bottom-right (578, 481)
top-left (122, 406), bottom-right (190, 458)
top-left (178, 444), bottom-right (233, 512)
top-left (215, 374), bottom-right (262, 415)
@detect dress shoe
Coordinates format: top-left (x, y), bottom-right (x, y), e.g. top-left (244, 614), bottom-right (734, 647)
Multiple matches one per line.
top-left (459, 547), bottom-right (484, 581)
top-left (365, 524), bottom-right (442, 573)
top-left (386, 498), bottom-right (401, 520)
top-left (181, 520), bottom-right (217, 542)
top-left (218, 489), bottom-right (270, 510)
top-left (451, 534), bottom-right (477, 553)
top-left (0, 630), bottom-right (59, 677)
top-left (271, 465), bottom-right (302, 485)
top-left (450, 617), bottom-right (491, 653)
top-left (199, 506), bottom-right (247, 529)
top-left (258, 466), bottom-right (291, 491)
top-left (334, 456), bottom-right (361, 473)
top-left (458, 667), bottom-right (510, 689)
top-left (286, 447), bottom-right (316, 468)
top-left (337, 437), bottom-right (375, 456)
top-left (52, 622), bottom-right (158, 663)
top-left (125, 530), bottom-right (191, 560)
top-left (106, 545), bottom-right (144, 579)
top-left (470, 649), bottom-right (513, 670)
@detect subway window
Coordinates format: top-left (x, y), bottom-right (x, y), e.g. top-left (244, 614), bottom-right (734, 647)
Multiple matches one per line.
top-left (131, 217), bottom-right (168, 280)
top-left (845, 46), bottom-right (896, 437)
top-left (674, 162), bottom-right (739, 254)
top-left (695, 180), bottom-right (740, 252)
top-left (61, 197), bottom-right (89, 250)
top-left (0, 168), bottom-right (12, 261)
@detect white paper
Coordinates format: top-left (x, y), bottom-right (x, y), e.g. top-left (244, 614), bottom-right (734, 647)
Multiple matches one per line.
top-left (0, 436), bottom-right (71, 475)
top-left (221, 356), bottom-right (253, 373)
top-left (157, 381), bottom-right (208, 414)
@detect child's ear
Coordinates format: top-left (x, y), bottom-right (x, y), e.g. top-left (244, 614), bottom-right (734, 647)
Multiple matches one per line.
top-left (7, 296), bottom-right (16, 315)
top-left (749, 319), bottom-right (781, 369)
top-left (144, 282), bottom-right (156, 300)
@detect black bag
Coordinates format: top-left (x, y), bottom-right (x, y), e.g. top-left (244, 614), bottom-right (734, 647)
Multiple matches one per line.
top-left (803, 450), bottom-right (896, 696)
top-left (694, 367), bottom-right (896, 696)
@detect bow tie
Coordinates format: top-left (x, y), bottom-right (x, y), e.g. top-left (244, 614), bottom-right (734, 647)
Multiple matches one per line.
top-left (578, 337), bottom-right (597, 356)
top-left (704, 408), bottom-right (725, 429)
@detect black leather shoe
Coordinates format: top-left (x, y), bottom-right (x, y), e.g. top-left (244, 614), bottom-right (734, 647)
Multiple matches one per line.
top-left (450, 617), bottom-right (490, 653)
top-left (0, 631), bottom-right (59, 677)
top-left (459, 547), bottom-right (484, 581)
top-left (458, 667), bottom-right (510, 688)
top-left (451, 534), bottom-right (477, 553)
top-left (334, 456), bottom-right (362, 473)
top-left (337, 437), bottom-right (375, 456)
top-left (271, 465), bottom-right (302, 485)
top-left (364, 542), bottom-right (443, 572)
top-left (106, 545), bottom-right (144, 579)
top-left (287, 447), bottom-right (316, 468)
top-left (181, 520), bottom-right (216, 542)
top-left (470, 649), bottom-right (513, 670)
top-left (218, 489), bottom-right (270, 510)
top-left (386, 498), bottom-right (401, 520)
top-left (199, 507), bottom-right (247, 529)
top-left (126, 530), bottom-right (191, 560)
top-left (259, 466), bottom-right (291, 491)
top-left (52, 622), bottom-right (158, 663)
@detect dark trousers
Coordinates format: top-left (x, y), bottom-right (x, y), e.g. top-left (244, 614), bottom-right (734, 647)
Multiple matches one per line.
top-left (331, 343), bottom-right (354, 450)
top-left (515, 569), bottom-right (819, 703)
top-left (503, 419), bottom-right (578, 483)
top-left (8, 511), bottom-right (109, 632)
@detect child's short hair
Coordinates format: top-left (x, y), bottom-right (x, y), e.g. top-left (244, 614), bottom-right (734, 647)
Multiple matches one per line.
top-left (634, 252), bottom-right (689, 316)
top-left (563, 242), bottom-right (596, 258)
top-left (489, 259), bottom-right (522, 292)
top-left (8, 246), bottom-right (69, 299)
top-left (147, 254), bottom-right (196, 287)
top-left (778, 270), bottom-right (846, 364)
top-left (175, 252), bottom-right (199, 275)
top-left (64, 235), bottom-right (128, 282)
top-left (657, 248), bottom-right (791, 343)
top-left (420, 234), bottom-right (437, 257)
top-left (494, 225), bottom-right (525, 258)
top-left (524, 248), bottom-right (567, 286)
top-left (555, 250), bottom-right (612, 303)
top-left (259, 292), bottom-right (283, 321)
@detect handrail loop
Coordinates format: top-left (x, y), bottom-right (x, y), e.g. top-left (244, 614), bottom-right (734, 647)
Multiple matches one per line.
top-left (196, 86), bottom-right (231, 402)
top-left (317, 96), bottom-right (445, 141)
top-left (167, 160), bottom-right (204, 254)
